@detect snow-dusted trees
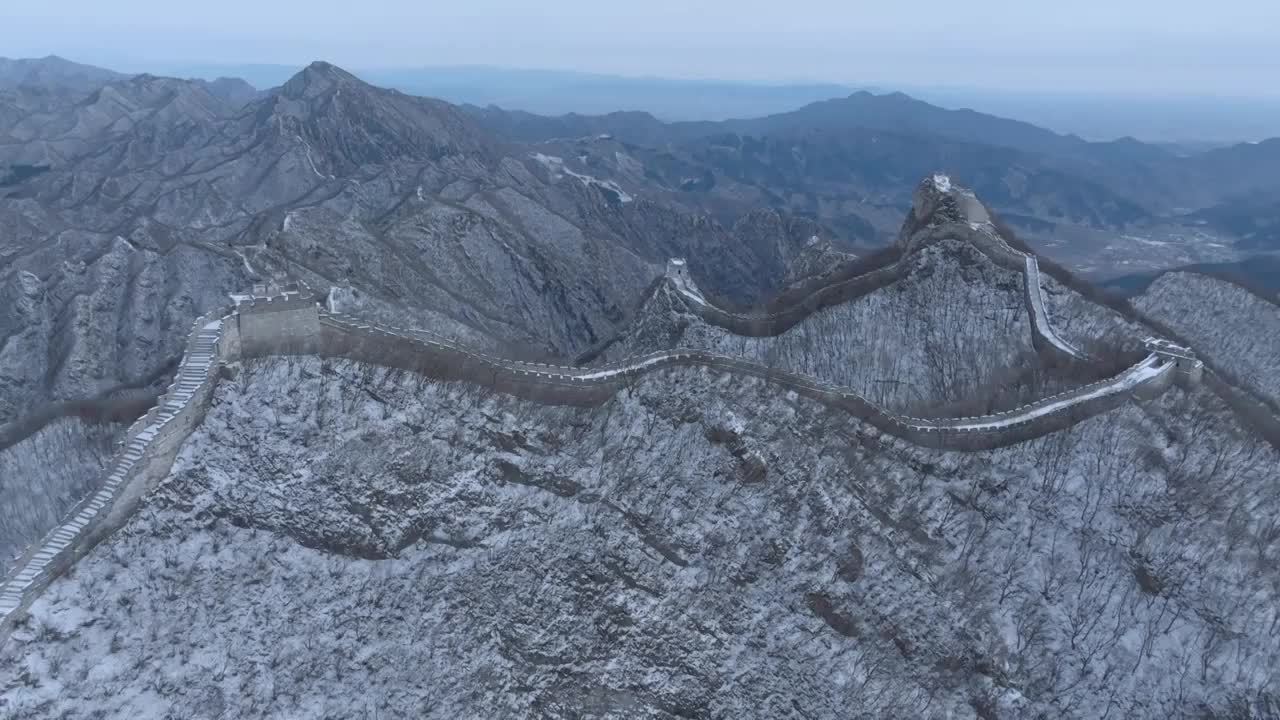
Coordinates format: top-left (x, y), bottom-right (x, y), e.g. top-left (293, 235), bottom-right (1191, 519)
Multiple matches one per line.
top-left (0, 418), bottom-right (120, 574)
top-left (661, 241), bottom-right (1043, 413)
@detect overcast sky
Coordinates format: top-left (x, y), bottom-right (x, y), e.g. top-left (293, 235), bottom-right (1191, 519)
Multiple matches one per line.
top-left (5, 0), bottom-right (1278, 95)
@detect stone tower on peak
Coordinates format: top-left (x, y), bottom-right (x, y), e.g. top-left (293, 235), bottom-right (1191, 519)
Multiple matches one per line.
top-left (665, 258), bottom-right (707, 304)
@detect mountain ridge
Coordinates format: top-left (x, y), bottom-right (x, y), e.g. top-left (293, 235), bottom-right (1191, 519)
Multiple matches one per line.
top-left (4, 175), bottom-right (1278, 720)
top-left (467, 93), bottom-right (1280, 276)
top-left (0, 60), bottom-right (837, 423)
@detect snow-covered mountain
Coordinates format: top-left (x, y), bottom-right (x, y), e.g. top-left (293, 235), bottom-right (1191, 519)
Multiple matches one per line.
top-left (0, 61), bottom-right (826, 424)
top-left (2, 176), bottom-right (1278, 719)
top-left (1137, 272), bottom-right (1280, 410)
top-left (4, 345), bottom-right (1277, 718)
top-left (598, 177), bottom-right (1148, 418)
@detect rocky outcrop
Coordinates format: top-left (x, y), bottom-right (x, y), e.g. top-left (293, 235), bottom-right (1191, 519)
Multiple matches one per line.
top-left (0, 272), bottom-right (49, 417)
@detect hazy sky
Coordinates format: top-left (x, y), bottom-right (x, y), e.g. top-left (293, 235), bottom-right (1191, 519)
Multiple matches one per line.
top-left (5, 0), bottom-right (1278, 95)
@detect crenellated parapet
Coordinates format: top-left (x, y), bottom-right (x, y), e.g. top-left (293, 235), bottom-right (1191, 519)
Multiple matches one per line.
top-left (1, 308), bottom-right (237, 644)
top-left (664, 220), bottom-right (1091, 365)
top-left (305, 310), bottom-right (1175, 446)
top-left (1145, 338), bottom-right (1204, 387)
top-left (232, 280), bottom-right (324, 357)
top-left (0, 263), bottom-right (1189, 647)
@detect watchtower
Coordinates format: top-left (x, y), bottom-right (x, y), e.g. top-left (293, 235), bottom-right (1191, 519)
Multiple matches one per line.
top-left (666, 258), bottom-right (693, 286)
top-left (666, 258), bottom-right (706, 303)
top-left (1145, 338), bottom-right (1204, 387)
top-left (249, 276), bottom-right (305, 299)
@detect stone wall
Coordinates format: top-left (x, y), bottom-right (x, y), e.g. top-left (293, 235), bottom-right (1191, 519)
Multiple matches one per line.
top-left (666, 220), bottom-right (1091, 368)
top-left (1204, 371), bottom-right (1280, 449)
top-left (898, 223), bottom-right (1090, 366)
top-left (0, 309), bottom-right (235, 645)
top-left (671, 263), bottom-right (907, 337)
top-left (305, 311), bottom-right (1176, 452)
top-left (238, 294), bottom-right (323, 357)
top-left (0, 294), bottom-right (1183, 647)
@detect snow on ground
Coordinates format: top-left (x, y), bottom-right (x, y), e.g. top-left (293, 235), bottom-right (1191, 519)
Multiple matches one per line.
top-left (944, 354), bottom-right (1166, 431)
top-left (610, 241), bottom-right (1085, 415)
top-left (1036, 272), bottom-right (1149, 357)
top-left (2, 357), bottom-right (1277, 719)
top-left (532, 153), bottom-right (633, 202)
top-left (1136, 272), bottom-right (1280, 407)
top-left (0, 419), bottom-right (119, 576)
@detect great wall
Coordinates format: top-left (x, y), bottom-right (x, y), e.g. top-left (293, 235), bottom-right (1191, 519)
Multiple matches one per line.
top-left (0, 174), bottom-right (1208, 644)
top-left (663, 174), bottom-right (1097, 367)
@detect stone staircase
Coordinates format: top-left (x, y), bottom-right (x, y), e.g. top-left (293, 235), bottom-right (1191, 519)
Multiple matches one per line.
top-left (0, 318), bottom-right (223, 624)
top-left (0, 287), bottom-right (1188, 641)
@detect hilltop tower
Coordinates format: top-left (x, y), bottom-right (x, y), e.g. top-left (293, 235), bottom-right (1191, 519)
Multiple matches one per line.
top-left (666, 258), bottom-right (707, 304)
top-left (249, 276), bottom-right (305, 299)
top-left (1144, 338), bottom-right (1204, 387)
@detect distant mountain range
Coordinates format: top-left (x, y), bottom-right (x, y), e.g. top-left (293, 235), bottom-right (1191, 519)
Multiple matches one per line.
top-left (467, 93), bottom-right (1280, 264)
top-left (96, 61), bottom-right (863, 123)
top-left (0, 55), bottom-right (125, 93)
top-left (0, 59), bottom-right (828, 421)
top-left (81, 59), bottom-right (1280, 143)
top-left (2, 54), bottom-right (1279, 422)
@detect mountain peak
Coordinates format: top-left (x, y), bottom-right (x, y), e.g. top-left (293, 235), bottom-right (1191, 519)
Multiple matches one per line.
top-left (898, 173), bottom-right (994, 246)
top-left (263, 60), bottom-right (499, 174)
top-left (280, 60), bottom-right (363, 99)
top-left (0, 55), bottom-right (124, 93)
top-left (301, 60), bottom-right (346, 77)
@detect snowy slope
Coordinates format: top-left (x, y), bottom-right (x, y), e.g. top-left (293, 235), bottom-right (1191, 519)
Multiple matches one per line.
top-left (605, 240), bottom-right (1105, 416)
top-left (1136, 272), bottom-right (1280, 407)
top-left (2, 357), bottom-right (1277, 719)
top-left (0, 420), bottom-right (119, 576)
top-left (1037, 273), bottom-right (1148, 356)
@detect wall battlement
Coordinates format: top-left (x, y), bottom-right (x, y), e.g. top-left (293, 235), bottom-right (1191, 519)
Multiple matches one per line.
top-left (1, 309), bottom-right (235, 644)
top-left (1145, 338), bottom-right (1204, 387)
top-left (0, 279), bottom-right (1183, 647)
top-left (662, 218), bottom-right (1092, 367)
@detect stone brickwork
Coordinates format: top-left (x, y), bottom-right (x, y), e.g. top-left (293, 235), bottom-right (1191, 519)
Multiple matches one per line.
top-left (1, 309), bottom-right (235, 643)
top-left (238, 294), bottom-right (323, 357)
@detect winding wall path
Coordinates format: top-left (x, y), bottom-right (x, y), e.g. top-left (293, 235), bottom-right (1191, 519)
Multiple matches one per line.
top-left (311, 312), bottom-right (1172, 441)
top-left (662, 220), bottom-right (1092, 366)
top-left (0, 284), bottom-right (1175, 645)
top-left (1, 313), bottom-right (230, 641)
